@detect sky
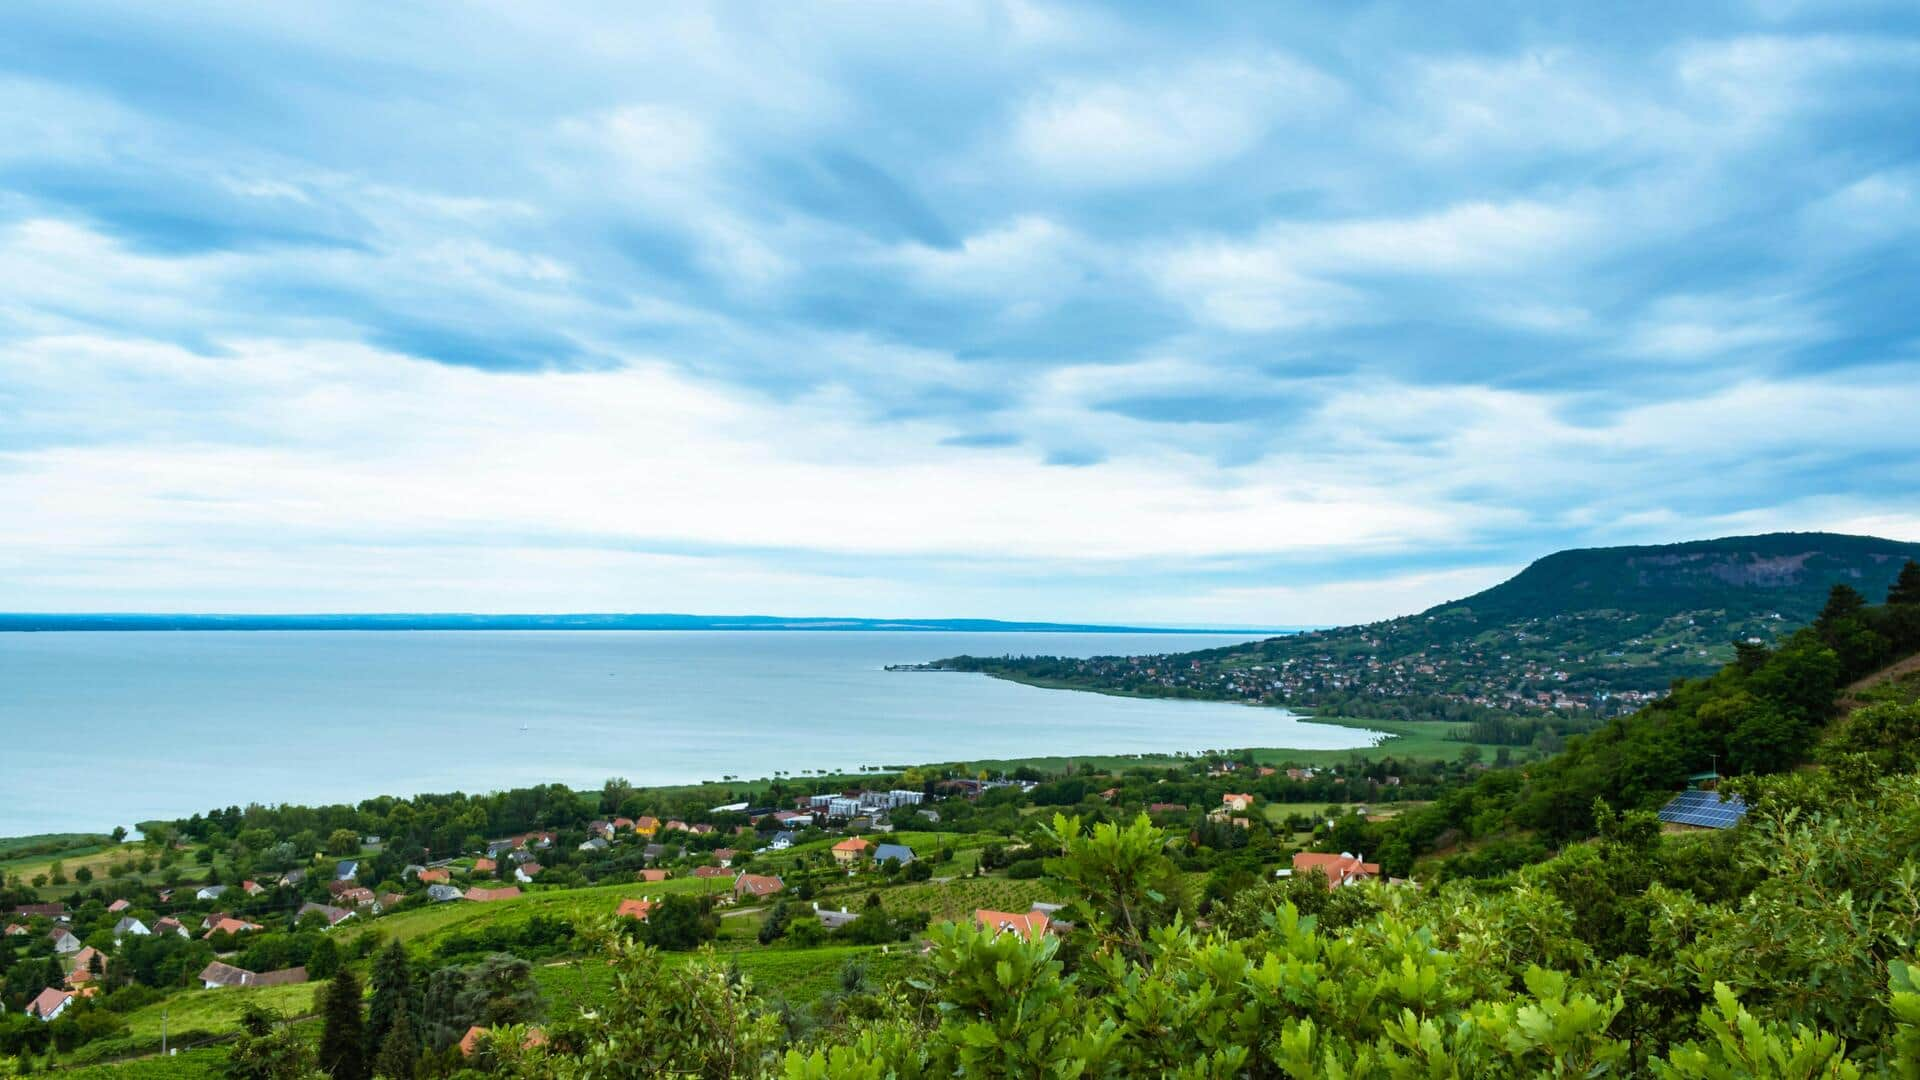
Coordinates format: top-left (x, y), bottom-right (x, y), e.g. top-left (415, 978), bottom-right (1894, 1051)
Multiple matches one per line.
top-left (4, 2), bottom-right (1920, 627)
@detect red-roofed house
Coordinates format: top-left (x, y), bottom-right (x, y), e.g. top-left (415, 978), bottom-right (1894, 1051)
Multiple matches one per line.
top-left (418, 867), bottom-right (450, 884)
top-left (472, 858), bottom-right (497, 874)
top-left (203, 917), bottom-right (264, 939)
top-left (733, 873), bottom-right (784, 900)
top-left (513, 862), bottom-right (543, 884)
top-left (615, 898), bottom-right (657, 922)
top-left (463, 886), bottom-right (521, 903)
top-left (637, 869), bottom-right (669, 883)
top-left (691, 865), bottom-right (730, 879)
top-left (711, 848), bottom-right (737, 868)
top-left (973, 908), bottom-right (1050, 942)
top-left (1222, 793), bottom-right (1256, 813)
top-left (1291, 852), bottom-right (1381, 891)
top-left (107, 899), bottom-right (131, 913)
top-left (27, 987), bottom-right (72, 1021)
top-left (66, 947), bottom-right (106, 987)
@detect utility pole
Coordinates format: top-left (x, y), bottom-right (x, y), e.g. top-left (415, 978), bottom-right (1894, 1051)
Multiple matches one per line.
top-left (161, 1007), bottom-right (168, 1056)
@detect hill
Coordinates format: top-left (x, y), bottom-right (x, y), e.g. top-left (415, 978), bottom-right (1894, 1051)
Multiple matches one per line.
top-left (930, 532), bottom-right (1920, 738)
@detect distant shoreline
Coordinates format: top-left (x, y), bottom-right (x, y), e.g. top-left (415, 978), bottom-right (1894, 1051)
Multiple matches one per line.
top-left (0, 613), bottom-right (1296, 634)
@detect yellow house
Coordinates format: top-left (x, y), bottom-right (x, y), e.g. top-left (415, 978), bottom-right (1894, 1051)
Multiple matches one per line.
top-left (634, 816), bottom-right (660, 837)
top-left (831, 837), bottom-right (872, 865)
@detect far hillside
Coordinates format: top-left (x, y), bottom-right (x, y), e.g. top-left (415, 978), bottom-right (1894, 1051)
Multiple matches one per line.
top-left (929, 533), bottom-right (1920, 744)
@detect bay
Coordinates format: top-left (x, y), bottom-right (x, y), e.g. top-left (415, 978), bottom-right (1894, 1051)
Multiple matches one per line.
top-left (0, 630), bottom-right (1380, 837)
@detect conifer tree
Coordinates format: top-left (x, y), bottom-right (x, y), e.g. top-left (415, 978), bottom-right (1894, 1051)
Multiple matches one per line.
top-left (364, 940), bottom-right (414, 1059)
top-left (317, 966), bottom-right (368, 1080)
top-left (1890, 560), bottom-right (1920, 606)
top-left (371, 1009), bottom-right (419, 1080)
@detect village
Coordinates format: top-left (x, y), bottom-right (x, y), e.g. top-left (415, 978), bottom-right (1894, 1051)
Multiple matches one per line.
top-left (0, 754), bottom-right (1444, 1068)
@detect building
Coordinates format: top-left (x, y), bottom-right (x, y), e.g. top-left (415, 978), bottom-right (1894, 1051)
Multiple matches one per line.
top-left (973, 908), bottom-right (1051, 942)
top-left (615, 898), bottom-right (657, 922)
top-left (202, 917), bottom-right (262, 938)
top-left (733, 873), bottom-right (785, 899)
top-left (463, 886), bottom-right (521, 902)
top-left (711, 847), bottom-right (737, 868)
top-left (26, 988), bottom-right (72, 1021)
top-left (297, 902), bottom-right (355, 928)
top-left (198, 961), bottom-right (308, 990)
top-left (873, 843), bottom-right (915, 865)
top-left (427, 884), bottom-right (464, 903)
top-left (1221, 793), bottom-right (1256, 813)
top-left (418, 867), bottom-right (451, 884)
top-left (66, 947), bottom-right (106, 987)
top-left (831, 837), bottom-right (873, 864)
top-left (49, 928), bottom-right (80, 954)
top-left (1291, 852), bottom-right (1380, 891)
top-left (113, 916), bottom-right (150, 941)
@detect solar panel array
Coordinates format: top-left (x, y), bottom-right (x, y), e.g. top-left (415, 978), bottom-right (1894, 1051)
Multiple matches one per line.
top-left (1657, 789), bottom-right (1749, 829)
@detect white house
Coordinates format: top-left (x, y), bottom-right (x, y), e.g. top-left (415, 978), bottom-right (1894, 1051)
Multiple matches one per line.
top-left (113, 916), bottom-right (150, 942)
top-left (26, 988), bottom-right (71, 1021)
top-left (49, 928), bottom-right (80, 954)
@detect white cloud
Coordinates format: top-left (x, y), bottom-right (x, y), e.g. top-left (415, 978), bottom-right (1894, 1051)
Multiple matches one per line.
top-left (1013, 53), bottom-right (1340, 186)
top-left (1151, 198), bottom-right (1598, 331)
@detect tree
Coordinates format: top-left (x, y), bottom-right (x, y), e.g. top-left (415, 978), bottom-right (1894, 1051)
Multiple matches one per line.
top-left (1888, 560), bottom-right (1920, 606)
top-left (225, 1006), bottom-right (324, 1080)
top-left (364, 940), bottom-right (415, 1061)
top-left (307, 937), bottom-right (340, 981)
top-left (635, 895), bottom-right (718, 951)
top-left (371, 1009), bottom-right (419, 1080)
top-left (418, 966), bottom-right (467, 1053)
top-left (316, 966), bottom-right (368, 1080)
top-left (1819, 583), bottom-right (1868, 624)
top-left (110, 827), bottom-right (127, 844)
top-left (73, 866), bottom-right (92, 885)
top-left (454, 954), bottom-right (542, 1029)
top-left (326, 830), bottom-right (360, 857)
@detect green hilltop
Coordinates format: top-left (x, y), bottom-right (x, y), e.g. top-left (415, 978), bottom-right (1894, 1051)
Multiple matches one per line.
top-left (932, 532), bottom-right (1920, 731)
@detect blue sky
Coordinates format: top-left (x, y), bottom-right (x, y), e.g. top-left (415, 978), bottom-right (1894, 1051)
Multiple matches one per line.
top-left (4, 2), bottom-right (1920, 625)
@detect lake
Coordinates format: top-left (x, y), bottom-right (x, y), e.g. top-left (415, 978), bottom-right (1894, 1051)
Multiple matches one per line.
top-left (0, 631), bottom-right (1380, 837)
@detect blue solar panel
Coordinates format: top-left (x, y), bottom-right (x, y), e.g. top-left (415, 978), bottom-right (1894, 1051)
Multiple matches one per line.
top-left (1657, 789), bottom-right (1748, 829)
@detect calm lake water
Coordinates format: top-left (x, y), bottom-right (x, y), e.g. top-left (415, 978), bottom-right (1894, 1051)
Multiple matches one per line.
top-left (0, 631), bottom-right (1380, 837)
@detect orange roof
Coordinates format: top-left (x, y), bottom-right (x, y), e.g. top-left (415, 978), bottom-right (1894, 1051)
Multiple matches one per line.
top-left (1223, 793), bottom-right (1254, 803)
top-left (203, 917), bottom-right (262, 938)
top-left (418, 868), bottom-right (451, 883)
top-left (637, 869), bottom-right (669, 882)
top-left (832, 837), bottom-right (873, 852)
top-left (67, 948), bottom-right (106, 985)
top-left (463, 886), bottom-right (522, 902)
top-left (1291, 852), bottom-right (1380, 891)
top-left (615, 898), bottom-right (657, 921)
top-left (973, 908), bottom-right (1050, 942)
top-left (691, 865), bottom-right (730, 878)
top-left (472, 858), bottom-right (496, 872)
